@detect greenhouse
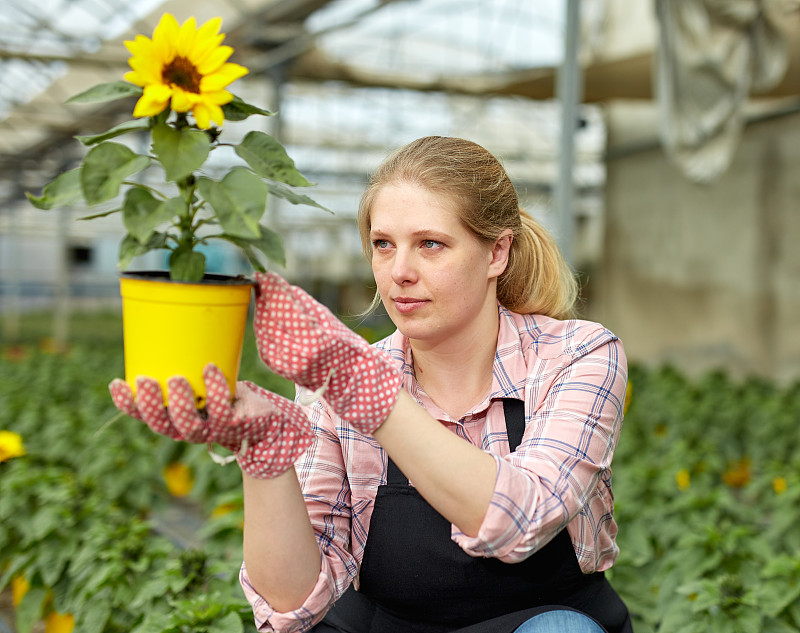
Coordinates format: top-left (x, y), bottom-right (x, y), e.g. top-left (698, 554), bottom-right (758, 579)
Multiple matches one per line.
top-left (1, 0), bottom-right (800, 632)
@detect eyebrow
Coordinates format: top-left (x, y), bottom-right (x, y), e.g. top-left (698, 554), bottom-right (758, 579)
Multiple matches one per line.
top-left (369, 228), bottom-right (452, 241)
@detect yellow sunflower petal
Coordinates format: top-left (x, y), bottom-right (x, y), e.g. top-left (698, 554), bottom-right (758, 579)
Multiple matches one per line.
top-left (11, 575), bottom-right (29, 607)
top-left (198, 89), bottom-right (235, 106)
top-left (196, 45), bottom-right (234, 75)
top-left (192, 103), bottom-right (213, 129)
top-left (124, 70), bottom-right (146, 87)
top-left (191, 33), bottom-right (227, 67)
top-left (197, 102), bottom-right (225, 129)
top-left (44, 611), bottom-right (75, 633)
top-left (0, 430), bottom-right (25, 462)
top-left (206, 103), bottom-right (225, 127)
top-left (170, 87), bottom-right (196, 113)
top-left (200, 63), bottom-right (248, 91)
top-left (151, 13), bottom-right (180, 62)
top-left (196, 16), bottom-right (223, 42)
top-left (124, 34), bottom-right (152, 58)
top-left (189, 17), bottom-right (225, 63)
top-left (176, 16), bottom-right (198, 56)
top-left (125, 58), bottom-right (164, 86)
top-left (163, 462), bottom-right (194, 497)
top-left (133, 84), bottom-right (172, 118)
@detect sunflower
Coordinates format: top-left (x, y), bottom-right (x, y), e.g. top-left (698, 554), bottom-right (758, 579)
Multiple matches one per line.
top-left (124, 13), bottom-right (248, 129)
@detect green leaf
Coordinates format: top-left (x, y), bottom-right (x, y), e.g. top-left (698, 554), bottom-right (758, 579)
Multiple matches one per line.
top-left (266, 182), bottom-right (331, 213)
top-left (234, 131), bottom-right (312, 187)
top-left (38, 536), bottom-right (74, 586)
top-left (66, 80), bottom-right (142, 104)
top-left (151, 121), bottom-right (210, 182)
top-left (124, 189), bottom-right (182, 244)
top-left (118, 232), bottom-right (168, 270)
top-left (29, 506), bottom-right (61, 542)
top-left (76, 119), bottom-right (149, 146)
top-left (197, 168), bottom-right (267, 239)
top-left (16, 586), bottom-right (48, 633)
top-left (26, 167), bottom-right (83, 210)
top-left (221, 240), bottom-right (264, 272)
top-left (221, 95), bottom-right (274, 122)
top-left (76, 591), bottom-right (112, 633)
top-left (76, 208), bottom-right (121, 221)
top-left (216, 611), bottom-right (244, 632)
top-left (169, 245), bottom-right (206, 281)
top-left (737, 608), bottom-right (762, 633)
top-left (81, 142), bottom-right (150, 205)
top-left (131, 611), bottom-right (173, 633)
top-left (218, 223), bottom-right (285, 268)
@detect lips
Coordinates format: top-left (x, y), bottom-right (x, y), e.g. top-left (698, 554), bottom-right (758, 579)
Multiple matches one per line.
top-left (392, 297), bottom-right (428, 314)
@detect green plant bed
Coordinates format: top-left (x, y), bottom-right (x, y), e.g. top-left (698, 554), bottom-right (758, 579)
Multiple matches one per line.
top-left (1, 308), bottom-right (125, 347)
top-left (609, 365), bottom-right (800, 633)
top-left (0, 344), bottom-right (257, 632)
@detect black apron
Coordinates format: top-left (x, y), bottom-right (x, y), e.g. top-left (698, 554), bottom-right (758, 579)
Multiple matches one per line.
top-left (312, 399), bottom-right (632, 633)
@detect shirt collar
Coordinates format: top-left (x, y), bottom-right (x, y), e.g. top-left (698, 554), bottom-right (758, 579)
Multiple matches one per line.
top-left (383, 303), bottom-right (528, 415)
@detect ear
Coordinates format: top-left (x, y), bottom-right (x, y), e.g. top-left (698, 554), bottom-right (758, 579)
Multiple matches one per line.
top-left (488, 230), bottom-right (513, 279)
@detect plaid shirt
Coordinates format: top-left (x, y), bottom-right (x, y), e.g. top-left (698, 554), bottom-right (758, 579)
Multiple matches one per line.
top-left (241, 304), bottom-right (628, 632)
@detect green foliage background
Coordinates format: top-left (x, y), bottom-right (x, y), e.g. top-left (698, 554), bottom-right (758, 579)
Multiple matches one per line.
top-left (1, 311), bottom-right (799, 632)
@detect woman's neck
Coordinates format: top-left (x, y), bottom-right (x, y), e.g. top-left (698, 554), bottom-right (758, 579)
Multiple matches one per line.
top-left (409, 304), bottom-right (500, 419)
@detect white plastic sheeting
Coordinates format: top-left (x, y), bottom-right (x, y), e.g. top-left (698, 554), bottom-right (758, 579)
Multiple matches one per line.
top-left (654, 0), bottom-right (800, 183)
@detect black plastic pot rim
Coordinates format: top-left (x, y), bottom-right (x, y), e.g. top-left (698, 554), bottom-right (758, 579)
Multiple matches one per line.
top-left (119, 270), bottom-right (255, 286)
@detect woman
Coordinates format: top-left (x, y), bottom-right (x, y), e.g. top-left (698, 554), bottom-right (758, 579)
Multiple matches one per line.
top-left (111, 136), bottom-right (631, 633)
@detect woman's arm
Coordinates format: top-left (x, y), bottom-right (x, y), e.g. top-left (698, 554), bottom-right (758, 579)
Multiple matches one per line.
top-left (372, 390), bottom-right (497, 537)
top-left (242, 469), bottom-right (321, 612)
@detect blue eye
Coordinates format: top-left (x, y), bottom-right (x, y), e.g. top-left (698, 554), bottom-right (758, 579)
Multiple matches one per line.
top-left (373, 239), bottom-right (389, 249)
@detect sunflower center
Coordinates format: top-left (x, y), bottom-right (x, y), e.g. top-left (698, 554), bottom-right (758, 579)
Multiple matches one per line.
top-left (162, 56), bottom-right (202, 93)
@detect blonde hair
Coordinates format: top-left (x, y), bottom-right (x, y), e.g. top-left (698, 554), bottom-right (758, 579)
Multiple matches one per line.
top-left (357, 136), bottom-right (578, 320)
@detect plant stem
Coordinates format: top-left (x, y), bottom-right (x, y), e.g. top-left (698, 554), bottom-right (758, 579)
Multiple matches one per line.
top-left (176, 175), bottom-right (198, 253)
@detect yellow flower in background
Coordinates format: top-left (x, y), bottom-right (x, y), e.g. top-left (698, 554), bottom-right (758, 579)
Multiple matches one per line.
top-left (676, 468), bottom-right (691, 491)
top-left (163, 461), bottom-right (194, 497)
top-left (1, 344), bottom-right (28, 362)
top-left (44, 611), bottom-right (75, 633)
top-left (11, 575), bottom-right (30, 607)
top-left (0, 430), bottom-right (25, 463)
top-left (623, 381), bottom-right (632, 414)
top-left (772, 476), bottom-right (787, 494)
top-left (210, 502), bottom-right (239, 518)
top-left (722, 459), bottom-right (752, 488)
top-left (124, 13), bottom-right (249, 128)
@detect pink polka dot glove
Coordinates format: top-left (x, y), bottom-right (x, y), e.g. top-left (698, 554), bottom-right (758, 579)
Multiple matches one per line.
top-left (109, 363), bottom-right (314, 479)
top-left (253, 272), bottom-right (402, 435)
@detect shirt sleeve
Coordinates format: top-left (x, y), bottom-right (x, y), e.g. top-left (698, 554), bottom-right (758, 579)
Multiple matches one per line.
top-left (452, 323), bottom-right (627, 565)
top-left (239, 396), bottom-right (358, 632)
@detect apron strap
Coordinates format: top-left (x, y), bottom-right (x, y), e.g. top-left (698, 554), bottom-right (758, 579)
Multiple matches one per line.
top-left (386, 398), bottom-right (526, 486)
top-left (502, 398), bottom-right (525, 453)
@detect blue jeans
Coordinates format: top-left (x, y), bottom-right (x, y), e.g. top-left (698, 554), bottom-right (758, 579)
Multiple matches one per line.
top-left (514, 609), bottom-right (606, 633)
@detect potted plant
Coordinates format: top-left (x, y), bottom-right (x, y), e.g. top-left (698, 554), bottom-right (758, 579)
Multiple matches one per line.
top-left (27, 13), bottom-right (328, 405)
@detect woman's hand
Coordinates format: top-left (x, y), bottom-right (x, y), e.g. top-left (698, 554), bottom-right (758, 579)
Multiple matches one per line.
top-left (109, 363), bottom-right (314, 479)
top-left (252, 272), bottom-right (402, 435)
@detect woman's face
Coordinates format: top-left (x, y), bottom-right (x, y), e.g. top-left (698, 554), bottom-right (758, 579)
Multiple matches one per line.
top-left (369, 182), bottom-right (507, 346)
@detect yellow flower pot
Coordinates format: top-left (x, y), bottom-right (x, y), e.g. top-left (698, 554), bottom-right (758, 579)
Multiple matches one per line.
top-left (120, 272), bottom-right (254, 407)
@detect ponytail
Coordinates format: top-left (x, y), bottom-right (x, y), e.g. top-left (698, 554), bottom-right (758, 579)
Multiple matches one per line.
top-left (498, 209), bottom-right (578, 320)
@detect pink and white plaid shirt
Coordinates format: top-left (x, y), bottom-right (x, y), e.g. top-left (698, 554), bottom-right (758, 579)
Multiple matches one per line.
top-left (241, 304), bottom-right (628, 632)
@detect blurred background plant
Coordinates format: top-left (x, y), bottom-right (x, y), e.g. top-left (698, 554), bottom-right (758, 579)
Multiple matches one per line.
top-left (608, 365), bottom-right (800, 633)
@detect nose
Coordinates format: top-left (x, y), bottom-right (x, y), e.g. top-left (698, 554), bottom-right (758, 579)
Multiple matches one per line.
top-left (390, 247), bottom-right (417, 286)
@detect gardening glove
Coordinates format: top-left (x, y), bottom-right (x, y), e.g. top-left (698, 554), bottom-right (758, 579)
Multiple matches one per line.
top-left (253, 272), bottom-right (402, 435)
top-left (109, 363), bottom-right (314, 479)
